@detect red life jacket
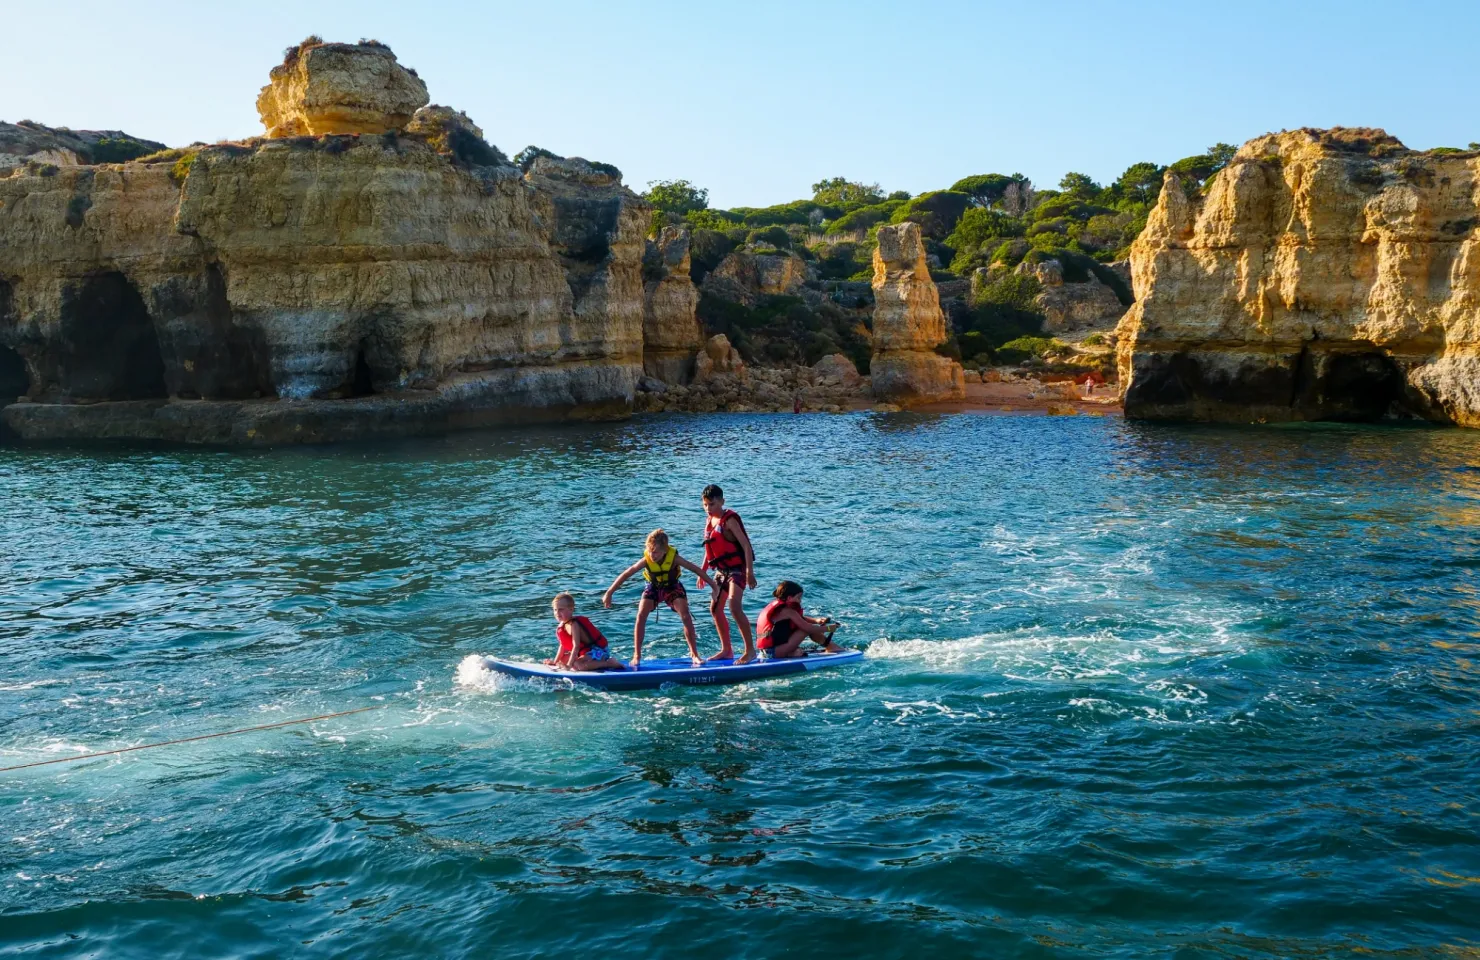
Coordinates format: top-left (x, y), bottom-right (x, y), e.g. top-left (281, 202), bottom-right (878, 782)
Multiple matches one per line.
top-left (557, 615), bottom-right (609, 655)
top-left (703, 509), bottom-right (748, 572)
top-left (756, 598), bottom-right (802, 650)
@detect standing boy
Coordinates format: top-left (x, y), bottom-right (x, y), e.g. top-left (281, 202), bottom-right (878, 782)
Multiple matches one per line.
top-left (698, 484), bottom-right (758, 663)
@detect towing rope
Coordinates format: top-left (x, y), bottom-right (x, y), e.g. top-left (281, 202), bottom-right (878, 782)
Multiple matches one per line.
top-left (0, 705), bottom-right (385, 774)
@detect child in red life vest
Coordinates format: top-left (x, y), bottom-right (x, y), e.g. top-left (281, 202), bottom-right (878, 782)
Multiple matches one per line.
top-left (602, 529), bottom-right (711, 667)
top-left (756, 580), bottom-right (844, 660)
top-left (699, 484), bottom-right (759, 663)
top-left (546, 593), bottom-right (625, 671)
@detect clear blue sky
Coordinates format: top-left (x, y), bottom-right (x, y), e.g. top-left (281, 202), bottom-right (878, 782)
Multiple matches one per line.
top-left (7, 0), bottom-right (1478, 208)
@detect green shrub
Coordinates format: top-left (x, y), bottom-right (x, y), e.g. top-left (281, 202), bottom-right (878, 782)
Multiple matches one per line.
top-left (169, 151), bottom-right (200, 185)
top-left (1083, 332), bottom-right (1107, 346)
top-left (89, 137), bottom-right (156, 164)
top-left (644, 179), bottom-right (709, 215)
top-left (826, 199), bottom-right (903, 233)
top-left (689, 229), bottom-right (733, 283)
top-left (811, 177), bottom-right (885, 207)
top-left (685, 208), bottom-right (741, 231)
top-left (945, 208), bottom-right (1022, 256)
top-left (747, 225), bottom-right (791, 249)
top-left (888, 190), bottom-right (972, 238)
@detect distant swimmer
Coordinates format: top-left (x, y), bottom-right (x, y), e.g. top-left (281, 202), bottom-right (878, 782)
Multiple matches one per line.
top-left (756, 580), bottom-right (845, 660)
top-left (547, 592), bottom-right (625, 672)
top-left (603, 528), bottom-right (711, 668)
top-left (699, 484), bottom-right (759, 664)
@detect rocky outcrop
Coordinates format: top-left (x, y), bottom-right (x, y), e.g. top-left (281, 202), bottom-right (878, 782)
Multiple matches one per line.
top-left (1020, 259), bottom-right (1126, 333)
top-left (1118, 128), bottom-right (1480, 426)
top-left (635, 362), bottom-right (866, 414)
top-left (256, 39), bottom-right (429, 137)
top-left (701, 250), bottom-right (810, 307)
top-left (642, 226), bottom-right (702, 383)
top-left (0, 42), bottom-right (653, 445)
top-left (692, 334), bottom-right (746, 384)
top-left (1, 121), bottom-right (165, 169)
top-left (869, 223), bottom-right (965, 403)
top-left (812, 353), bottom-right (861, 386)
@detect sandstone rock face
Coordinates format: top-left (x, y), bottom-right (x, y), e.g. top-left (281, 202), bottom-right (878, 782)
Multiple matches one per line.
top-left (692, 334), bottom-right (746, 385)
top-left (1025, 259), bottom-right (1126, 333)
top-left (1118, 128), bottom-right (1480, 426)
top-left (642, 226), bottom-right (702, 384)
top-left (0, 131), bottom-right (646, 443)
top-left (701, 250), bottom-right (810, 307)
top-left (256, 40), bottom-right (429, 137)
top-left (869, 223), bottom-right (965, 403)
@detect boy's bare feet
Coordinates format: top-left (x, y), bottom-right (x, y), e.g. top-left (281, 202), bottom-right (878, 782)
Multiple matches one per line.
top-left (706, 647), bottom-right (734, 662)
top-left (734, 650), bottom-right (755, 665)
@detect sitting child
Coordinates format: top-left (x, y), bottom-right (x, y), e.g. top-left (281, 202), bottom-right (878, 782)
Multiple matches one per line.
top-left (547, 592), bottom-right (625, 671)
top-left (603, 529), bottom-right (711, 667)
top-left (755, 581), bottom-right (845, 660)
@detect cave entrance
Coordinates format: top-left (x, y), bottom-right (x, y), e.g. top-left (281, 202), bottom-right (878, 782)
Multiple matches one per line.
top-left (349, 346), bottom-right (376, 397)
top-left (59, 272), bottom-right (167, 400)
top-left (0, 346), bottom-right (28, 399)
top-left (1293, 344), bottom-right (1403, 421)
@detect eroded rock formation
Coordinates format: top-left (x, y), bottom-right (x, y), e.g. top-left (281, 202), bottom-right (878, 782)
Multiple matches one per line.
top-left (701, 250), bottom-right (810, 307)
top-left (869, 223), bottom-right (965, 403)
top-left (0, 40), bottom-right (660, 444)
top-left (642, 226), bottom-right (702, 383)
top-left (256, 39), bottom-right (429, 137)
top-left (1118, 128), bottom-right (1480, 426)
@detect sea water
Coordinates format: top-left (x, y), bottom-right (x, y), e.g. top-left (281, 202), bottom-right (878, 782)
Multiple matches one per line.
top-left (1, 413), bottom-right (1478, 958)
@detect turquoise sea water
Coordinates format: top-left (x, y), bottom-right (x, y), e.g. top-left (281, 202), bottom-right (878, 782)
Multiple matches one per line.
top-left (2, 413), bottom-right (1479, 958)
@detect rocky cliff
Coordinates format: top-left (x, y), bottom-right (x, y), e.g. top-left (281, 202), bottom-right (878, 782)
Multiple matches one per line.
top-left (0, 40), bottom-right (662, 444)
top-left (1117, 128), bottom-right (1480, 426)
top-left (869, 223), bottom-right (965, 403)
top-left (642, 226), bottom-right (702, 383)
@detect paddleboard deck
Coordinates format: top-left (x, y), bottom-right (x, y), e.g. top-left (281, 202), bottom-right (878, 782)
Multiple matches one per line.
top-left (482, 650), bottom-right (863, 691)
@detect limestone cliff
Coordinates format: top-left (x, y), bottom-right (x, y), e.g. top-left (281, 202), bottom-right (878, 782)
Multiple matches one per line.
top-left (0, 40), bottom-right (657, 444)
top-left (869, 223), bottom-right (965, 403)
top-left (1117, 128), bottom-right (1480, 426)
top-left (642, 226), bottom-right (702, 383)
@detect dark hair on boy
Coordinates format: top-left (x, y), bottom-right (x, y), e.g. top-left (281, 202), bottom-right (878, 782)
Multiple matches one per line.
top-left (702, 484), bottom-right (724, 501)
top-left (773, 580), bottom-right (803, 600)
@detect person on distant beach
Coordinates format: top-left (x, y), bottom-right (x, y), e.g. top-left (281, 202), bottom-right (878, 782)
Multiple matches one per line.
top-left (756, 581), bottom-right (844, 660)
top-left (699, 484), bottom-right (759, 663)
top-left (603, 529), bottom-right (710, 667)
top-left (547, 593), bottom-right (625, 671)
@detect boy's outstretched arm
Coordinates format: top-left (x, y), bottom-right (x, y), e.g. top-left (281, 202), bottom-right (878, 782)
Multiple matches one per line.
top-left (603, 560), bottom-right (645, 608)
top-left (676, 553), bottom-right (712, 588)
top-left (727, 518), bottom-right (758, 589)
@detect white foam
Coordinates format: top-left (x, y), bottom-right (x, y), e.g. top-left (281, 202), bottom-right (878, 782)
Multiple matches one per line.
top-left (453, 654), bottom-right (568, 694)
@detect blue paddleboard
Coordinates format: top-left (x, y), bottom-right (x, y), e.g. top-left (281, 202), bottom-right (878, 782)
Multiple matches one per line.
top-left (483, 650), bottom-right (863, 691)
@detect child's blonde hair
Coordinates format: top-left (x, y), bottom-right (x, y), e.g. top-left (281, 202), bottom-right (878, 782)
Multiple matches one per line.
top-left (644, 529), bottom-right (669, 562)
top-left (551, 592), bottom-right (575, 610)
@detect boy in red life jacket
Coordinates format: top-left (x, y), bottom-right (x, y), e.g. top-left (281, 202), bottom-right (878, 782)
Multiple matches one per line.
top-left (756, 580), bottom-right (845, 660)
top-left (546, 593), bottom-right (625, 671)
top-left (602, 529), bottom-right (711, 667)
top-left (699, 484), bottom-right (758, 663)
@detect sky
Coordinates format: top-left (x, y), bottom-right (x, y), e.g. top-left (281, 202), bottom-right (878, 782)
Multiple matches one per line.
top-left (6, 0), bottom-right (1479, 209)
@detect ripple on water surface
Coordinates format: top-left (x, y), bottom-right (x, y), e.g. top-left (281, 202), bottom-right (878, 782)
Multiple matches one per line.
top-left (3, 415), bottom-right (1480, 958)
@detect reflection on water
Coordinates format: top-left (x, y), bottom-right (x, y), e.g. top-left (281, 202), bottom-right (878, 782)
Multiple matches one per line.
top-left (3, 415), bottom-right (1480, 958)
